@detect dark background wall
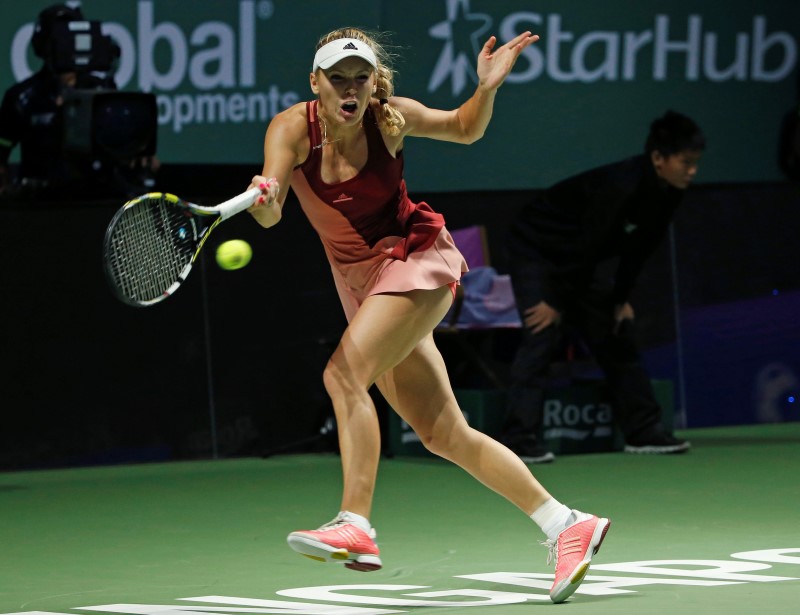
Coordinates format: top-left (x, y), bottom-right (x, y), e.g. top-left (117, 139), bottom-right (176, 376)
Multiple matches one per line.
top-left (1, 1), bottom-right (799, 470)
top-left (1, 168), bottom-right (798, 470)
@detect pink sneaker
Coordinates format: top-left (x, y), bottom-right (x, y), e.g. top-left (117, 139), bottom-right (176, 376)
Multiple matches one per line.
top-left (287, 514), bottom-right (382, 572)
top-left (544, 512), bottom-right (611, 603)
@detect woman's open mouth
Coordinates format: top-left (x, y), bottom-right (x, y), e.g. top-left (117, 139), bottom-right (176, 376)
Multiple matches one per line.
top-left (341, 101), bottom-right (358, 117)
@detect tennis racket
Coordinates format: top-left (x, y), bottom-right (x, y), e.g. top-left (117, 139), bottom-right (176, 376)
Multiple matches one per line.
top-left (103, 187), bottom-right (263, 307)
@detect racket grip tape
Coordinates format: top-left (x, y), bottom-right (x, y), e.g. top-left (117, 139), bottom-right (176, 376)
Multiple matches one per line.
top-left (216, 187), bottom-right (263, 220)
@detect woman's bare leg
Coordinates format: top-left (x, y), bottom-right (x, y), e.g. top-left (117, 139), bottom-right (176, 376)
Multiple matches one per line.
top-left (376, 334), bottom-right (552, 515)
top-left (322, 286), bottom-right (456, 518)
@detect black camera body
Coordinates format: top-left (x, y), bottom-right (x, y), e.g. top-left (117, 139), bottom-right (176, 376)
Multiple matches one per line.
top-left (49, 20), bottom-right (156, 166)
top-left (62, 89), bottom-right (158, 163)
top-left (15, 4), bottom-right (158, 197)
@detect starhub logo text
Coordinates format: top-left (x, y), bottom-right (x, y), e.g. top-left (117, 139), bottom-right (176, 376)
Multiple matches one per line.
top-left (429, 0), bottom-right (798, 95)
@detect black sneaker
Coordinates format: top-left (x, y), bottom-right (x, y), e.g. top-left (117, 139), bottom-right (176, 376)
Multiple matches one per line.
top-left (624, 432), bottom-right (690, 455)
top-left (509, 440), bottom-right (555, 464)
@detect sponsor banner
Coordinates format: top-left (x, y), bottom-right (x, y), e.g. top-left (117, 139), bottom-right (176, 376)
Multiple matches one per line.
top-left (387, 0), bottom-right (800, 190)
top-left (1, 0), bottom-right (798, 190)
top-left (0, 0), bottom-right (377, 170)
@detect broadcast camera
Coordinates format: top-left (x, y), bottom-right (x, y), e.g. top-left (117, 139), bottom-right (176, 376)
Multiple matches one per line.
top-left (36, 5), bottom-right (158, 176)
top-left (40, 16), bottom-right (158, 168)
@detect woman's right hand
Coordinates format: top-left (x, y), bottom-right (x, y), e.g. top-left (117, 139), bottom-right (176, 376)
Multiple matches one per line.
top-left (246, 175), bottom-right (282, 227)
top-left (248, 175), bottom-right (280, 210)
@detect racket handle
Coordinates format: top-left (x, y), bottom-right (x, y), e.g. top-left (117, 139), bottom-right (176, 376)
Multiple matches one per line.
top-left (216, 187), bottom-right (263, 220)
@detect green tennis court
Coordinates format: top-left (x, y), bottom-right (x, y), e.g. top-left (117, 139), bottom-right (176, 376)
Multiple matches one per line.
top-left (2, 422), bottom-right (799, 614)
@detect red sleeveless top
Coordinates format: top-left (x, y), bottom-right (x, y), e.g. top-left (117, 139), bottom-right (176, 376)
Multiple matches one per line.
top-left (298, 100), bottom-right (444, 260)
top-left (290, 100), bottom-right (467, 320)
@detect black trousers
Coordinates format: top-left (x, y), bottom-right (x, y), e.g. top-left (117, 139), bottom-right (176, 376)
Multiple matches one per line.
top-left (502, 257), bottom-right (666, 445)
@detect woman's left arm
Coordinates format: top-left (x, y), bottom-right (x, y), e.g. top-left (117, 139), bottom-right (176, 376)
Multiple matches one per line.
top-left (396, 31), bottom-right (538, 144)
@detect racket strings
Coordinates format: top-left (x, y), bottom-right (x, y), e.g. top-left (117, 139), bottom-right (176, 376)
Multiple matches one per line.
top-left (106, 197), bottom-right (196, 302)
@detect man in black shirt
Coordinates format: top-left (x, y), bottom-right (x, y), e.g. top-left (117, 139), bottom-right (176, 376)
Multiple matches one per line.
top-left (502, 110), bottom-right (705, 463)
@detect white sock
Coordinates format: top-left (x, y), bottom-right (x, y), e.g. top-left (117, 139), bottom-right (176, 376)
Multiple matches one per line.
top-left (530, 498), bottom-right (573, 541)
top-left (340, 510), bottom-right (372, 533)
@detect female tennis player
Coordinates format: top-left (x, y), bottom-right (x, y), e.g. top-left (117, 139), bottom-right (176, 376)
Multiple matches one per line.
top-left (246, 27), bottom-right (609, 603)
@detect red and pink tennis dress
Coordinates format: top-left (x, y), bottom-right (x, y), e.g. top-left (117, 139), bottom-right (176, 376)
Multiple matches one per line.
top-left (291, 100), bottom-right (467, 321)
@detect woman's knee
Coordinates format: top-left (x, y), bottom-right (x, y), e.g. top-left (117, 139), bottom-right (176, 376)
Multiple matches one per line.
top-left (415, 414), bottom-right (471, 458)
top-left (322, 358), bottom-right (365, 399)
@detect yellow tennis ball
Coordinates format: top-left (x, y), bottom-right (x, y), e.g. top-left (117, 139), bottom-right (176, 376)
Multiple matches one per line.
top-left (215, 239), bottom-right (252, 270)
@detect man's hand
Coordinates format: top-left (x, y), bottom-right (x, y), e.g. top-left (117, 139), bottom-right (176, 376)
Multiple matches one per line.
top-left (613, 302), bottom-right (635, 334)
top-left (522, 301), bottom-right (561, 334)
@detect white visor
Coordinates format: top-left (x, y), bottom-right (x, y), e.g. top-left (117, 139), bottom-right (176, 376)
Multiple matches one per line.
top-left (312, 38), bottom-right (378, 72)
